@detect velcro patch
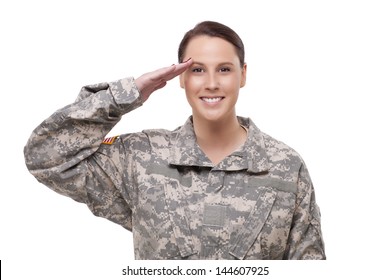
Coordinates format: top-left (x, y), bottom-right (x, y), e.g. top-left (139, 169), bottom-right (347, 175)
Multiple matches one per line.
top-left (102, 136), bottom-right (118, 145)
top-left (203, 204), bottom-right (227, 227)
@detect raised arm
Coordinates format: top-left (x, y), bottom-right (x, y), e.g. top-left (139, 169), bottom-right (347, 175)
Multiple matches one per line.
top-left (24, 60), bottom-right (192, 229)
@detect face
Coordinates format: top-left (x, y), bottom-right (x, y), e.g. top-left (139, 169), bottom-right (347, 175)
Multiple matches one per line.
top-left (180, 35), bottom-right (247, 123)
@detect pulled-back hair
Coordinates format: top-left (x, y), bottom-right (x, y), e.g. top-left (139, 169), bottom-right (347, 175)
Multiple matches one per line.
top-left (178, 21), bottom-right (245, 67)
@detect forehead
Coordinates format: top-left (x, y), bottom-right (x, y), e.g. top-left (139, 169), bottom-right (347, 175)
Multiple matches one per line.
top-left (184, 35), bottom-right (238, 62)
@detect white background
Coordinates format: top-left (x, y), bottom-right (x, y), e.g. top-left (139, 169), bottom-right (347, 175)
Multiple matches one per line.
top-left (1, 0), bottom-right (389, 279)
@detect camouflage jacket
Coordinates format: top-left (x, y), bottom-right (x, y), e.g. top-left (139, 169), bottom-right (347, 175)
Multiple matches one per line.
top-left (24, 77), bottom-right (326, 260)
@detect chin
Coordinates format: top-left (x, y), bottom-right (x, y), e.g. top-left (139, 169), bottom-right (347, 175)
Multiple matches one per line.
top-left (195, 112), bottom-right (227, 123)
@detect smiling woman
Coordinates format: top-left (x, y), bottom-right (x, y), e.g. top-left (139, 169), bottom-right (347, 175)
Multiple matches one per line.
top-left (180, 35), bottom-right (247, 164)
top-left (24, 21), bottom-right (326, 260)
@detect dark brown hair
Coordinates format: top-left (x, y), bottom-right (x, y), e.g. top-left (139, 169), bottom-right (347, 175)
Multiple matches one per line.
top-left (178, 21), bottom-right (245, 67)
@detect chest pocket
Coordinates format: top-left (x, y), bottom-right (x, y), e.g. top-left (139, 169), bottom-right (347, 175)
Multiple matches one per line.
top-left (135, 182), bottom-right (197, 259)
top-left (163, 178), bottom-right (197, 258)
top-left (229, 185), bottom-right (276, 259)
top-left (229, 177), bottom-right (297, 259)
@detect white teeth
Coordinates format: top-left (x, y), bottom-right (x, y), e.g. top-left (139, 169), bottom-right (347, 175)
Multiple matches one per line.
top-left (201, 97), bottom-right (223, 103)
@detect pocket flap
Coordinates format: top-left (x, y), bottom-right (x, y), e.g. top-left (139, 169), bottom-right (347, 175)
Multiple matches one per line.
top-left (163, 179), bottom-right (196, 258)
top-left (229, 187), bottom-right (276, 259)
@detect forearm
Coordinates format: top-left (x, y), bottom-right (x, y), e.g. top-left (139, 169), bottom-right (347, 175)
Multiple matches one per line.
top-left (24, 77), bottom-right (142, 199)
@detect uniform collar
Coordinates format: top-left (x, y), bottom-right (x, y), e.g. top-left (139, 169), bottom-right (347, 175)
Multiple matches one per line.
top-left (168, 116), bottom-right (269, 173)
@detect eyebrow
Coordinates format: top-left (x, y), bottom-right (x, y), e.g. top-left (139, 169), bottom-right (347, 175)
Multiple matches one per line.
top-left (192, 61), bottom-right (235, 66)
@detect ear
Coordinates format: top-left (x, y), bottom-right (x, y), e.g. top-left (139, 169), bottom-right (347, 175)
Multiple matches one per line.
top-left (240, 63), bottom-right (247, 88)
top-left (179, 73), bottom-right (185, 89)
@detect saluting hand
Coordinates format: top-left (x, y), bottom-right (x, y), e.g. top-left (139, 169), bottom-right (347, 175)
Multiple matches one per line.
top-left (135, 58), bottom-right (193, 102)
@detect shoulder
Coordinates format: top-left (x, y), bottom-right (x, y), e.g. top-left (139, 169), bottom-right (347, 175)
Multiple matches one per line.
top-left (245, 117), bottom-right (303, 163)
top-left (141, 128), bottom-right (176, 146)
top-left (97, 127), bottom-right (178, 155)
top-left (259, 132), bottom-right (312, 192)
top-left (261, 131), bottom-right (302, 161)
top-left (259, 130), bottom-right (306, 179)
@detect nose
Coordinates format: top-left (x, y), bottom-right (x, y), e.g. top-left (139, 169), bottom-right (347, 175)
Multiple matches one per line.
top-left (205, 72), bottom-right (219, 91)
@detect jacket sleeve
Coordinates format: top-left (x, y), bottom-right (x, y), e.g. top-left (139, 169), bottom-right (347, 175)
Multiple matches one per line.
top-left (24, 77), bottom-right (143, 231)
top-left (285, 162), bottom-right (326, 259)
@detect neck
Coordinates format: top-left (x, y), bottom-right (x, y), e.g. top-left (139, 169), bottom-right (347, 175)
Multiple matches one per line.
top-left (192, 113), bottom-right (247, 164)
top-left (193, 115), bottom-right (240, 143)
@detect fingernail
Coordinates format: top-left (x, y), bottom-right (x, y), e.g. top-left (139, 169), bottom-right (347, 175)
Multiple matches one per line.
top-left (183, 57), bottom-right (192, 63)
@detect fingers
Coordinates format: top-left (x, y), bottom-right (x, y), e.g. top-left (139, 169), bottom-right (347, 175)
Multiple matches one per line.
top-left (135, 58), bottom-right (193, 102)
top-left (151, 58), bottom-right (192, 82)
top-left (171, 58), bottom-right (193, 76)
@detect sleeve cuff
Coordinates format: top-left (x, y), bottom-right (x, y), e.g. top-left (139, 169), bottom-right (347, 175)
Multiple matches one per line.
top-left (108, 77), bottom-right (143, 113)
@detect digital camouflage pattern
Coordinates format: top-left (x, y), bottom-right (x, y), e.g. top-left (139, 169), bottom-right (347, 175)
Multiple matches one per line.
top-left (24, 77), bottom-right (326, 260)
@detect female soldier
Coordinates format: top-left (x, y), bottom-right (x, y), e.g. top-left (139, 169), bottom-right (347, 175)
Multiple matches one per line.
top-left (24, 21), bottom-right (325, 259)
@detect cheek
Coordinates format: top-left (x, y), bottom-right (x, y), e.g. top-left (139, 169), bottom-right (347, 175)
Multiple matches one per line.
top-left (184, 76), bottom-right (203, 92)
top-left (184, 77), bottom-right (197, 103)
top-left (221, 76), bottom-right (241, 91)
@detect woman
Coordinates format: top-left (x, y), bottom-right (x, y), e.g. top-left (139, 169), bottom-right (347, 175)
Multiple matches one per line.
top-left (24, 21), bottom-right (325, 259)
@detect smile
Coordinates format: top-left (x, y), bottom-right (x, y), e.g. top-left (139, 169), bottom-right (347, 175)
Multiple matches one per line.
top-left (200, 97), bottom-right (224, 103)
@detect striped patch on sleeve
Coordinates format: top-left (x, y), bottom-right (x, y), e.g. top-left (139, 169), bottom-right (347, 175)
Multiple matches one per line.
top-left (102, 136), bottom-right (119, 145)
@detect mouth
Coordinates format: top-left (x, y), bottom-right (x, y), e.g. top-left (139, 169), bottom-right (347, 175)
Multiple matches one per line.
top-left (200, 97), bottom-right (225, 104)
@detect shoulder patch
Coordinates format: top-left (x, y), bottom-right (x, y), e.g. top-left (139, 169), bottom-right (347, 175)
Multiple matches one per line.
top-left (102, 136), bottom-right (119, 145)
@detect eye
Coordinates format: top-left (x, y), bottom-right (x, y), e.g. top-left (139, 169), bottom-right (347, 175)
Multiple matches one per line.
top-left (191, 67), bottom-right (204, 73)
top-left (219, 67), bottom-right (231, 72)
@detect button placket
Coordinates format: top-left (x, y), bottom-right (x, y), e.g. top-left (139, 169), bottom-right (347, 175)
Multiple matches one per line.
top-left (199, 170), bottom-right (230, 259)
